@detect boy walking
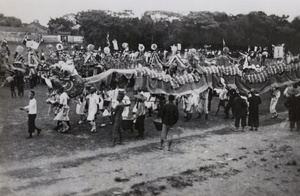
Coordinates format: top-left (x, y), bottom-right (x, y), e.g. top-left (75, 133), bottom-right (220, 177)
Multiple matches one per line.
top-left (20, 91), bottom-right (41, 138)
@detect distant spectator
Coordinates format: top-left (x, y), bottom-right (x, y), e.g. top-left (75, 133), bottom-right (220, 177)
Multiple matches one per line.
top-left (134, 92), bottom-right (146, 139)
top-left (224, 87), bottom-right (237, 119)
top-left (233, 92), bottom-right (248, 131)
top-left (86, 87), bottom-right (99, 132)
top-left (111, 91), bottom-right (125, 147)
top-left (20, 90), bottom-right (41, 138)
top-left (158, 95), bottom-right (179, 151)
top-left (215, 86), bottom-right (228, 115)
top-left (248, 89), bottom-right (262, 131)
top-left (284, 87), bottom-right (300, 132)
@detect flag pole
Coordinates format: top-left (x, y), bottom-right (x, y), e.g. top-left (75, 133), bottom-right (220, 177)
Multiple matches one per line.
top-left (21, 32), bottom-right (28, 44)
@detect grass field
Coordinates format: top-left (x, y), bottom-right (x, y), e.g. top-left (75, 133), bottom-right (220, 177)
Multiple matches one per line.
top-left (1, 80), bottom-right (300, 196)
top-left (0, 83), bottom-right (288, 162)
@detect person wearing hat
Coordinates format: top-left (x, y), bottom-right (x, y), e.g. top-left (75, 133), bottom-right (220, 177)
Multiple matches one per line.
top-left (284, 86), bottom-right (300, 132)
top-left (134, 92), bottom-right (146, 139)
top-left (270, 86), bottom-right (281, 119)
top-left (284, 83), bottom-right (300, 97)
top-left (248, 89), bottom-right (262, 131)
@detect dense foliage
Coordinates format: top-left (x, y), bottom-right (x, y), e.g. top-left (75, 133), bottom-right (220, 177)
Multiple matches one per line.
top-left (73, 11), bottom-right (300, 53)
top-left (0, 14), bottom-right (22, 27)
top-left (2, 10), bottom-right (300, 53)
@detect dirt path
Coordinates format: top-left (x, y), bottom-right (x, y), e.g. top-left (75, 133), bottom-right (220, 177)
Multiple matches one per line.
top-left (0, 86), bottom-right (300, 196)
top-left (1, 120), bottom-right (300, 196)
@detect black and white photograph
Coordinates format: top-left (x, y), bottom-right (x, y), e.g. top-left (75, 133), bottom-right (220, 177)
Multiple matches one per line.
top-left (0, 0), bottom-right (300, 195)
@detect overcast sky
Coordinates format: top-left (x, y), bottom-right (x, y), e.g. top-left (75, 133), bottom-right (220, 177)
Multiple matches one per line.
top-left (1, 0), bottom-right (299, 26)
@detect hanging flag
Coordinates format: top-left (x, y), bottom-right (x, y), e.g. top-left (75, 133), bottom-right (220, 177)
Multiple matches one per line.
top-left (112, 39), bottom-right (118, 50)
top-left (273, 44), bottom-right (285, 59)
top-left (247, 45), bottom-right (251, 53)
top-left (106, 32), bottom-right (110, 47)
top-left (222, 39), bottom-right (226, 48)
top-left (254, 46), bottom-right (258, 52)
top-left (21, 33), bottom-right (29, 45)
top-left (1, 39), bottom-right (7, 46)
top-left (22, 33), bottom-right (40, 50)
top-left (177, 43), bottom-right (181, 51)
top-left (27, 41), bottom-right (40, 50)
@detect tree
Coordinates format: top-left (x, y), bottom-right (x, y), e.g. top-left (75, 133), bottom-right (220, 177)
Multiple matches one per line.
top-left (66, 10), bottom-right (300, 53)
top-left (0, 14), bottom-right (22, 27)
top-left (47, 16), bottom-right (76, 34)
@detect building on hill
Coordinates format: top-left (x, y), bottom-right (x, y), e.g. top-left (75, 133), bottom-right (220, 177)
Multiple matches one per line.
top-left (26, 22), bottom-right (48, 34)
top-left (0, 22), bottom-right (83, 45)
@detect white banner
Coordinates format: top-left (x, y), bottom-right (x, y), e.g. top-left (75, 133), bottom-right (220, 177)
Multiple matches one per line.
top-left (273, 46), bottom-right (284, 58)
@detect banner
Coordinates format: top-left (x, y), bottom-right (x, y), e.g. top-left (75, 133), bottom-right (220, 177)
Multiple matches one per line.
top-left (273, 44), bottom-right (285, 58)
top-left (84, 64), bottom-right (300, 96)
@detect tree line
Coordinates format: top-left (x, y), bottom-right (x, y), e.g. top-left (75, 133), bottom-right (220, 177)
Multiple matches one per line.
top-left (71, 10), bottom-right (300, 54)
top-left (1, 11), bottom-right (300, 53)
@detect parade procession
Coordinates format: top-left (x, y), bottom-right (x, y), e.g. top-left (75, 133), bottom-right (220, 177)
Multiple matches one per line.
top-left (1, 3), bottom-right (300, 196)
top-left (2, 37), bottom-right (300, 139)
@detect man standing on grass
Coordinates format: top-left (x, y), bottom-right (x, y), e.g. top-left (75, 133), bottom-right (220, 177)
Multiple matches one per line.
top-left (233, 92), bottom-right (248, 131)
top-left (159, 95), bottom-right (179, 151)
top-left (248, 89), bottom-right (262, 131)
top-left (111, 91), bottom-right (125, 147)
top-left (86, 86), bottom-right (99, 133)
top-left (20, 90), bottom-right (41, 139)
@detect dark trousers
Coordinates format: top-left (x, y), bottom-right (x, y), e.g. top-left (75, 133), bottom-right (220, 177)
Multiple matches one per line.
top-left (28, 114), bottom-right (39, 134)
top-left (17, 84), bottom-right (24, 96)
top-left (135, 115), bottom-right (145, 137)
top-left (290, 121), bottom-right (300, 129)
top-left (208, 99), bottom-right (212, 112)
top-left (225, 101), bottom-right (235, 117)
top-left (30, 75), bottom-right (37, 89)
top-left (235, 116), bottom-right (246, 128)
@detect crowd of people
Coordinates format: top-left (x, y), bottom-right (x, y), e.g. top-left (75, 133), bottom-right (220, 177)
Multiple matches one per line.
top-left (1, 41), bottom-right (300, 150)
top-left (17, 78), bottom-right (300, 150)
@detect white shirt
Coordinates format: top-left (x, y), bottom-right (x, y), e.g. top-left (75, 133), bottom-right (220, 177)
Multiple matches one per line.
top-left (59, 92), bottom-right (69, 106)
top-left (24, 98), bottom-right (37, 114)
top-left (122, 95), bottom-right (131, 117)
top-left (88, 93), bottom-right (100, 111)
top-left (219, 88), bottom-right (228, 100)
top-left (272, 89), bottom-right (281, 99)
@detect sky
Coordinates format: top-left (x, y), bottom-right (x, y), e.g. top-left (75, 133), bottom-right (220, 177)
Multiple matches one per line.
top-left (0, 0), bottom-right (299, 26)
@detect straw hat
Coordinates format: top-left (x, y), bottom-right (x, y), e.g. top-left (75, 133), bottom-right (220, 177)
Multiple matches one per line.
top-left (6, 76), bottom-right (14, 83)
top-left (287, 87), bottom-right (300, 96)
top-left (250, 88), bottom-right (258, 93)
top-left (87, 44), bottom-right (95, 51)
top-left (134, 93), bottom-right (146, 101)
